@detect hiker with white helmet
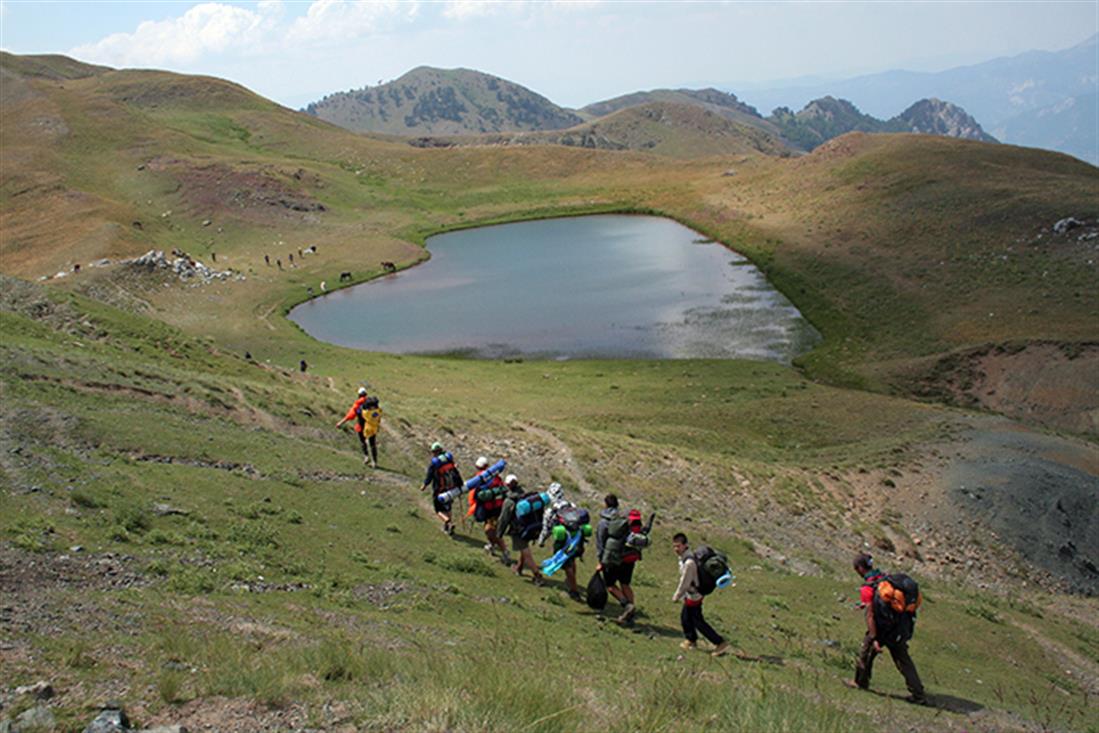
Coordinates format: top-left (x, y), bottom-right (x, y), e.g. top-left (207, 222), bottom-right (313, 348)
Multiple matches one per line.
top-left (466, 456), bottom-right (511, 564)
top-left (421, 442), bottom-right (463, 537)
top-left (538, 483), bottom-right (589, 602)
top-left (494, 474), bottom-right (545, 585)
top-left (335, 387), bottom-right (372, 465)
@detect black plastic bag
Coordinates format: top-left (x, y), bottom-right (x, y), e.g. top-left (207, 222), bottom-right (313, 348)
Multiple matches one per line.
top-left (586, 570), bottom-right (608, 610)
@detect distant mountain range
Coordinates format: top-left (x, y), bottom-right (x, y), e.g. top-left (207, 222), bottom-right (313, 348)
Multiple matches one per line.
top-left (304, 70), bottom-right (997, 158)
top-left (771, 97), bottom-right (996, 151)
top-left (739, 34), bottom-right (1098, 164)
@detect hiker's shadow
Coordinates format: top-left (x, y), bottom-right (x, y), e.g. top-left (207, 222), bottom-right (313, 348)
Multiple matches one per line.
top-left (450, 533), bottom-right (490, 550)
top-left (927, 693), bottom-right (984, 714)
top-left (869, 690), bottom-right (983, 714)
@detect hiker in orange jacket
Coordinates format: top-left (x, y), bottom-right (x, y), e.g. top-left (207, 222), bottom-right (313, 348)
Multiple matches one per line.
top-left (335, 387), bottom-right (371, 465)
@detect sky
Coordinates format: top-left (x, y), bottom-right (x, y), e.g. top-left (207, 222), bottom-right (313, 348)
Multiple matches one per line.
top-left (1, 1), bottom-right (1096, 110)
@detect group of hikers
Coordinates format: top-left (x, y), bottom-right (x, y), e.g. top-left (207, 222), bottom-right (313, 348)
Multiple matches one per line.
top-left (336, 388), bottom-right (928, 701)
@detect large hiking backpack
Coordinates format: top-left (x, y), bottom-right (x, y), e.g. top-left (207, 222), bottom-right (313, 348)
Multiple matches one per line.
top-left (873, 573), bottom-right (922, 643)
top-left (601, 515), bottom-right (631, 565)
top-left (515, 491), bottom-right (550, 518)
top-left (432, 452), bottom-right (461, 490)
top-left (556, 505), bottom-right (590, 533)
top-left (513, 492), bottom-right (545, 540)
top-left (692, 545), bottom-right (730, 596)
top-left (473, 478), bottom-right (506, 522)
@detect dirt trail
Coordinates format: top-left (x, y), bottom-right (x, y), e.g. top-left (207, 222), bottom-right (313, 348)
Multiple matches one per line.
top-left (1015, 621), bottom-right (1099, 696)
top-left (256, 301), bottom-right (279, 332)
top-left (516, 422), bottom-right (596, 500)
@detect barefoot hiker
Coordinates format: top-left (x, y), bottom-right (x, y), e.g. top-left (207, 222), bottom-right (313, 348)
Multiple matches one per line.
top-left (335, 387), bottom-right (371, 465)
top-left (671, 532), bottom-right (731, 656)
top-left (849, 554), bottom-right (928, 705)
top-left (421, 443), bottom-right (462, 536)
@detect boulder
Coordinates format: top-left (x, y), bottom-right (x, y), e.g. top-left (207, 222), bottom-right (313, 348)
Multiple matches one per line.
top-left (83, 708), bottom-right (129, 733)
top-left (1053, 217), bottom-right (1083, 235)
top-left (14, 681), bottom-right (53, 700)
top-left (4, 706), bottom-right (56, 732)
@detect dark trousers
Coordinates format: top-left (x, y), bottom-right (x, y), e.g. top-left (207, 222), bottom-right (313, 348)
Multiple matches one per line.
top-left (358, 433), bottom-right (377, 462)
top-left (855, 633), bottom-right (925, 699)
top-left (681, 602), bottom-right (724, 645)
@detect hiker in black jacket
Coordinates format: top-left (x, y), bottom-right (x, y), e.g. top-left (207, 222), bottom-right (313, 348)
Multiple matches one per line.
top-left (850, 554), bottom-right (927, 705)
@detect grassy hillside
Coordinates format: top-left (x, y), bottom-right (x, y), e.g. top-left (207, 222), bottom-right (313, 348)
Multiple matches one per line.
top-left (3, 278), bottom-right (1097, 732)
top-left (408, 102), bottom-right (794, 158)
top-left (1, 54), bottom-right (1098, 731)
top-left (579, 87), bottom-right (776, 132)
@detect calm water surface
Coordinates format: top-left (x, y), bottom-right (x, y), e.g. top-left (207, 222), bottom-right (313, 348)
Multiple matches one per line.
top-left (289, 215), bottom-right (819, 361)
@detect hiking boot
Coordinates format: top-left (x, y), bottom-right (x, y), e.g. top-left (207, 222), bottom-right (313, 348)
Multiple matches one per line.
top-left (711, 641), bottom-right (731, 658)
top-left (615, 603), bottom-right (636, 624)
top-left (447, 524), bottom-right (456, 537)
top-left (568, 590), bottom-right (583, 603)
top-left (905, 694), bottom-right (929, 706)
top-left (532, 575), bottom-right (546, 587)
top-left (483, 543), bottom-right (494, 553)
top-left (679, 640), bottom-right (697, 651)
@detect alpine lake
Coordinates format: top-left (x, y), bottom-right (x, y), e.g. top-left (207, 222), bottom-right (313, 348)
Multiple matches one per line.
top-left (289, 215), bottom-right (820, 362)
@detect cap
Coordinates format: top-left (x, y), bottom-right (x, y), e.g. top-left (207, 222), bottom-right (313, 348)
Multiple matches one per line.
top-left (430, 441), bottom-right (444, 452)
top-left (505, 474), bottom-right (518, 486)
top-left (475, 456), bottom-right (489, 469)
top-left (628, 509), bottom-right (642, 524)
top-left (357, 387), bottom-right (368, 396)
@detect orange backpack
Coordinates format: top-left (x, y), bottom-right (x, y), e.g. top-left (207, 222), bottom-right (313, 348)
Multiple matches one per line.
top-left (876, 576), bottom-right (922, 614)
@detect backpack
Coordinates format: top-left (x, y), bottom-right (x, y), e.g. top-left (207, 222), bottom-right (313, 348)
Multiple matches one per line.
top-left (515, 491), bottom-right (550, 518)
top-left (556, 505), bottom-right (590, 532)
top-left (691, 546), bottom-right (730, 596)
top-left (513, 492), bottom-right (544, 540)
top-left (601, 515), bottom-right (631, 566)
top-left (432, 452), bottom-right (462, 492)
top-left (873, 573), bottom-right (922, 643)
top-left (473, 479), bottom-right (506, 522)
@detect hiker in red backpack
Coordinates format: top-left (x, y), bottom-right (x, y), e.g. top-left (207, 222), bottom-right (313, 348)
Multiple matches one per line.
top-left (335, 387), bottom-right (371, 465)
top-left (849, 553), bottom-right (927, 705)
top-left (595, 495), bottom-right (651, 624)
top-left (672, 532), bottom-right (731, 657)
top-left (421, 442), bottom-right (462, 537)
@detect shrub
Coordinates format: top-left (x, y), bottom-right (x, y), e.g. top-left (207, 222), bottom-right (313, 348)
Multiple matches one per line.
top-left (114, 505), bottom-right (150, 534)
top-left (439, 556), bottom-right (495, 577)
top-left (70, 489), bottom-right (103, 509)
top-left (145, 528), bottom-right (186, 546)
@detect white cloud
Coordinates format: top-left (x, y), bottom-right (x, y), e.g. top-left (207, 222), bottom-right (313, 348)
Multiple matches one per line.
top-left (441, 0), bottom-right (601, 21)
top-left (442, 1), bottom-right (499, 21)
top-left (287, 0), bottom-right (418, 44)
top-left (70, 2), bottom-right (282, 67)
